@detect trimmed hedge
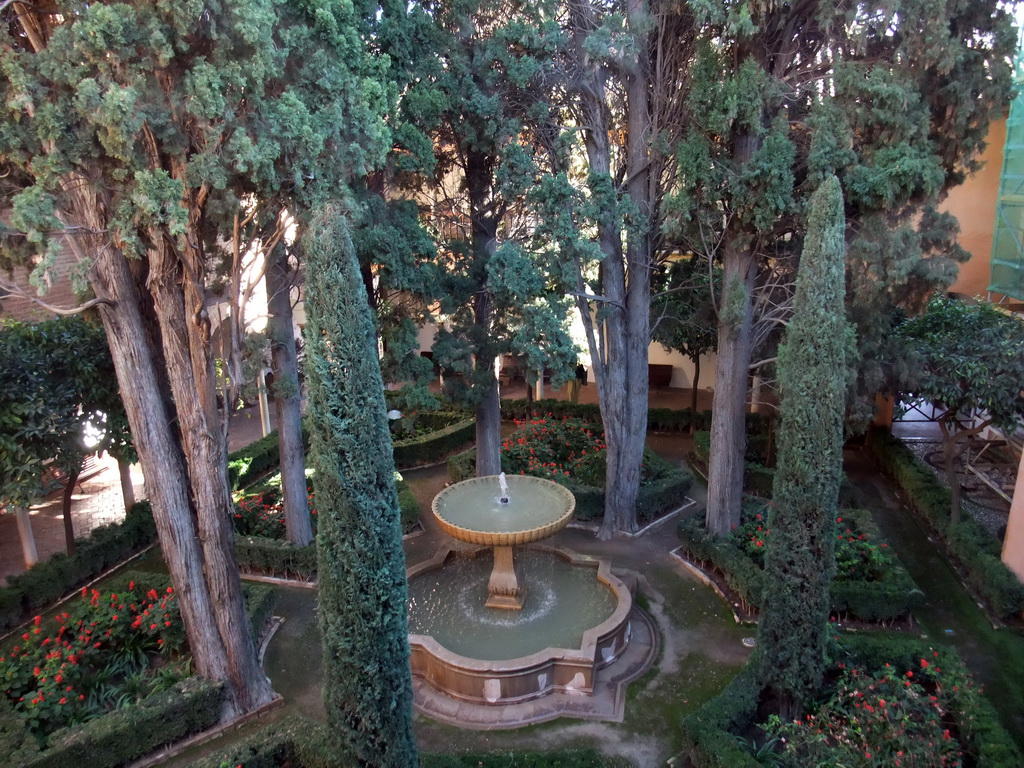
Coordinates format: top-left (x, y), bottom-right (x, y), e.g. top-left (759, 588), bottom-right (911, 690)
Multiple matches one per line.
top-left (26, 677), bottom-right (222, 768)
top-left (685, 637), bottom-right (1022, 768)
top-left (391, 412), bottom-right (475, 468)
top-left (448, 448), bottom-right (694, 525)
top-left (235, 535), bottom-right (318, 580)
top-left (0, 502), bottom-right (157, 633)
top-left (501, 398), bottom-right (772, 436)
top-left (867, 429), bottom-right (1024, 620)
top-left (233, 478), bottom-right (420, 580)
top-left (228, 412), bottom-right (474, 491)
top-left (191, 715), bottom-right (635, 768)
top-left (676, 508), bottom-right (923, 622)
top-left (680, 660), bottom-right (763, 768)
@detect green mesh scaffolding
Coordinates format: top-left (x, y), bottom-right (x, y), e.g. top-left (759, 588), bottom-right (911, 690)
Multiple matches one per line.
top-left (990, 37), bottom-right (1024, 300)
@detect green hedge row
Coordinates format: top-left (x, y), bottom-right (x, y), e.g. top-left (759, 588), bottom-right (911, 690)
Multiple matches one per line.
top-left (867, 429), bottom-right (1024, 620)
top-left (447, 449), bottom-right (694, 525)
top-left (0, 502), bottom-right (157, 633)
top-left (391, 412), bottom-right (475, 468)
top-left (189, 715), bottom-right (634, 768)
top-left (676, 508), bottom-right (923, 622)
top-left (500, 398), bottom-right (772, 436)
top-left (27, 677), bottom-right (223, 768)
top-left (684, 636), bottom-right (1022, 768)
top-left (234, 478), bottom-right (420, 580)
top-left (228, 413), bottom-right (474, 490)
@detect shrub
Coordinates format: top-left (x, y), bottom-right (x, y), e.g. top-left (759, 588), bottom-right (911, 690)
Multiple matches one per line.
top-left (228, 427), bottom-right (303, 491)
top-left (233, 536), bottom-right (319, 581)
top-left (0, 502), bottom-right (157, 633)
top-left (867, 429), bottom-right (1024, 620)
top-left (681, 661), bottom-right (763, 768)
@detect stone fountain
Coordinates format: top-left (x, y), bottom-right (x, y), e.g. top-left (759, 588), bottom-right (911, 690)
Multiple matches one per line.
top-left (408, 473), bottom-right (634, 705)
top-left (430, 472), bottom-right (575, 609)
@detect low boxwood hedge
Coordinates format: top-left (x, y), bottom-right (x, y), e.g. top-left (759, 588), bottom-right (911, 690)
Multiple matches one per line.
top-left (500, 398), bottom-right (772, 436)
top-left (684, 637), bottom-right (1022, 768)
top-left (228, 412), bottom-right (474, 491)
top-left (190, 715), bottom-right (634, 768)
top-left (676, 508), bottom-right (923, 622)
top-left (233, 478), bottom-right (420, 580)
top-left (0, 502), bottom-right (157, 634)
top-left (25, 676), bottom-right (223, 768)
top-left (447, 448), bottom-right (693, 525)
top-left (391, 412), bottom-right (475, 468)
top-left (867, 429), bottom-right (1024, 620)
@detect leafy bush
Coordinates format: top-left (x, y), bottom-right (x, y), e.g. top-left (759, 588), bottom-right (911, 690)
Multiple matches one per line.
top-left (0, 502), bottom-right (157, 633)
top-left (680, 661), bottom-right (763, 768)
top-left (677, 506), bottom-right (922, 622)
top-left (234, 535), bottom-right (319, 581)
top-left (867, 429), bottom-right (1024, 619)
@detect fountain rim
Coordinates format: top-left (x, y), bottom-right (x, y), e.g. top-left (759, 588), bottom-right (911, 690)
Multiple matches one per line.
top-left (407, 544), bottom-right (633, 671)
top-left (431, 474), bottom-right (576, 546)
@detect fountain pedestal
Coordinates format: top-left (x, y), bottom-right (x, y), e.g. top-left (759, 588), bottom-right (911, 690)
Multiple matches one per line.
top-left (486, 546), bottom-right (525, 610)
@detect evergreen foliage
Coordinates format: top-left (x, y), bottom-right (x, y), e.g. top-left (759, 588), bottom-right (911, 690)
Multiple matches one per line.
top-left (303, 206), bottom-right (418, 767)
top-left (757, 176), bottom-right (849, 711)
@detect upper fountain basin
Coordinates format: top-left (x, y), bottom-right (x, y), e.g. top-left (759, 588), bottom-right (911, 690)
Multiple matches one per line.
top-left (431, 475), bottom-right (576, 546)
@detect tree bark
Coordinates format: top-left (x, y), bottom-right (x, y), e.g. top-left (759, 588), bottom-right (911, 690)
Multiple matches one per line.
top-left (705, 238), bottom-right (756, 535)
top-left (690, 355), bottom-right (700, 432)
top-left (267, 244), bottom-right (313, 546)
top-left (13, 506), bottom-right (38, 568)
top-left (116, 457), bottom-right (136, 512)
top-left (61, 464), bottom-right (80, 555)
top-left (145, 224), bottom-right (274, 716)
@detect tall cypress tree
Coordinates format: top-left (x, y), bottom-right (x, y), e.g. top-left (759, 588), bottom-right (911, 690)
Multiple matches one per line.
top-left (758, 175), bottom-right (848, 715)
top-left (303, 205), bottom-right (418, 767)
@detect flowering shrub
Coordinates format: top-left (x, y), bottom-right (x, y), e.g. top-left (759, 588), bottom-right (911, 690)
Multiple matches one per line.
top-left (733, 509), bottom-right (895, 581)
top-left (233, 487), bottom-right (318, 539)
top-left (0, 580), bottom-right (187, 742)
top-left (762, 654), bottom-right (978, 767)
top-left (501, 417), bottom-right (664, 488)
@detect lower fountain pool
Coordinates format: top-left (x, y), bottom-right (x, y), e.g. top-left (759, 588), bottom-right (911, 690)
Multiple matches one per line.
top-left (406, 546), bottom-right (633, 704)
top-left (408, 549), bottom-right (618, 660)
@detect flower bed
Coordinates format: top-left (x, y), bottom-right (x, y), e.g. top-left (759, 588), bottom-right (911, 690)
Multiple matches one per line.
top-left (0, 571), bottom-right (273, 768)
top-left (448, 417), bottom-right (694, 524)
top-left (677, 506), bottom-right (922, 622)
top-left (682, 636), bottom-right (1021, 768)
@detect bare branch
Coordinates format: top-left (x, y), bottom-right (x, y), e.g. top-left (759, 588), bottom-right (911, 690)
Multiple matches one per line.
top-left (0, 275), bottom-right (110, 315)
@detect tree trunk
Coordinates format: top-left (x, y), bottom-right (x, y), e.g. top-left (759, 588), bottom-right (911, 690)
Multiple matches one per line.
top-left (267, 244), bottom-right (313, 546)
top-left (61, 464), bottom-right (80, 555)
top-left (13, 506), bottom-right (38, 567)
top-left (476, 373), bottom-right (502, 476)
top-left (89, 242), bottom-right (236, 698)
top-left (117, 457), bottom-right (136, 511)
top-left (705, 240), bottom-right (756, 535)
top-left (690, 355), bottom-right (700, 432)
top-left (145, 226), bottom-right (274, 716)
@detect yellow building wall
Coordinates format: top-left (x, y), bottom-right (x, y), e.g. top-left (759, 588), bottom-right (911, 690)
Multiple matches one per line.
top-left (943, 118), bottom-right (1006, 299)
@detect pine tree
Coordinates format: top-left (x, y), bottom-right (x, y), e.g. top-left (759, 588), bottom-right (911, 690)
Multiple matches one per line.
top-left (303, 205), bottom-right (418, 767)
top-left (757, 176), bottom-right (848, 714)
